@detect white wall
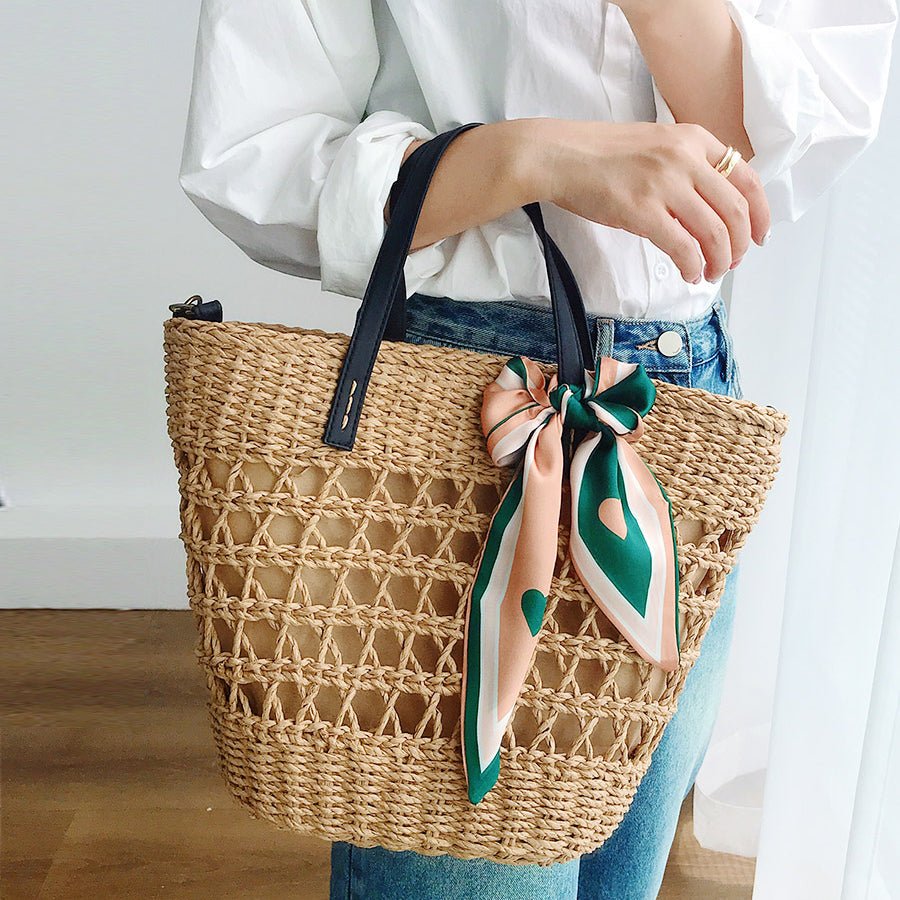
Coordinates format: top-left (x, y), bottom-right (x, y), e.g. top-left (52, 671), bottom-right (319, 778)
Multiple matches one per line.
top-left (0, 2), bottom-right (356, 607)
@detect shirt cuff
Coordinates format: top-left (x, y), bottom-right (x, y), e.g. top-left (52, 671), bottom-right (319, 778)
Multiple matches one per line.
top-left (724, 0), bottom-right (825, 185)
top-left (652, 2), bottom-right (825, 187)
top-left (317, 111), bottom-right (436, 298)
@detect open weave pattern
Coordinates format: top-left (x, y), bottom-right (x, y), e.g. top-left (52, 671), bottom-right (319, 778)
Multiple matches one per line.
top-left (164, 318), bottom-right (787, 865)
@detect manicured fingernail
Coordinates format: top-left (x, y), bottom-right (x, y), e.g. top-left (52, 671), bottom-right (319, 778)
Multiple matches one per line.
top-left (760, 229), bottom-right (772, 245)
top-left (691, 274), bottom-right (702, 284)
top-left (730, 256), bottom-right (744, 270)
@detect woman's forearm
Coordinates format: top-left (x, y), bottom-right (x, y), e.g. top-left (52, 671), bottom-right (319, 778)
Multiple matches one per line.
top-left (617, 0), bottom-right (753, 160)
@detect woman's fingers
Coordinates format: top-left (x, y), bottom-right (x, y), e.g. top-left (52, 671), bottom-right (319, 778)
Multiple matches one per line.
top-left (665, 128), bottom-right (773, 278)
top-left (701, 132), bottom-right (771, 247)
top-left (669, 189), bottom-right (735, 281)
top-left (643, 213), bottom-right (704, 284)
top-left (727, 160), bottom-right (771, 246)
top-left (692, 168), bottom-right (751, 278)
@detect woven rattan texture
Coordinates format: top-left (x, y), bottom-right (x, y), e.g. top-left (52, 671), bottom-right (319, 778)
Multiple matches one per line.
top-left (164, 318), bottom-right (787, 865)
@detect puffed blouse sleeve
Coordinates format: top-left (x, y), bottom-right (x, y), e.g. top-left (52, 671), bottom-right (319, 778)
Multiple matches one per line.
top-left (178, 0), bottom-right (435, 297)
top-left (653, 0), bottom-right (898, 223)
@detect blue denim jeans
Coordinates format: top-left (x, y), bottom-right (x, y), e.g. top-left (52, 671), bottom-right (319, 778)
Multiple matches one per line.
top-left (330, 293), bottom-right (744, 900)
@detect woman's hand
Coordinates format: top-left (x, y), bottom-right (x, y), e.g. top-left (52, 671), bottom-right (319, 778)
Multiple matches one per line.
top-left (528, 118), bottom-right (770, 283)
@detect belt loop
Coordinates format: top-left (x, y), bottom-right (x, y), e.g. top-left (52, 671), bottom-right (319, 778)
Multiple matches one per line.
top-left (710, 293), bottom-right (737, 386)
top-left (594, 317), bottom-right (615, 364)
top-left (710, 291), bottom-right (728, 329)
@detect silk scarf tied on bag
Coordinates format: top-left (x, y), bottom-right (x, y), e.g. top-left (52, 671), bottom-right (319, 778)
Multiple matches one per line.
top-left (461, 355), bottom-right (680, 804)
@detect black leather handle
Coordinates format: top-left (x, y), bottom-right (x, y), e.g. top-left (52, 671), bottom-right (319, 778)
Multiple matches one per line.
top-left (322, 122), bottom-right (594, 450)
top-left (521, 204), bottom-right (594, 386)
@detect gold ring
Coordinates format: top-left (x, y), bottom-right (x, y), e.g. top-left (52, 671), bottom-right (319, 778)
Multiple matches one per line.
top-left (714, 146), bottom-right (742, 179)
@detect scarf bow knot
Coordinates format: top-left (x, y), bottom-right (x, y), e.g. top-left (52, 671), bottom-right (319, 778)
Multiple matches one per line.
top-left (462, 355), bottom-right (680, 804)
top-left (547, 380), bottom-right (644, 439)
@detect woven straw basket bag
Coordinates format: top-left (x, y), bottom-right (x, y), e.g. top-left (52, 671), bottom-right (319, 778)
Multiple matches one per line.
top-left (164, 125), bottom-right (787, 865)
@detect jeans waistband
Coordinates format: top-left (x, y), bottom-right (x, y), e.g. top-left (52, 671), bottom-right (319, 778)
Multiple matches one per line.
top-left (404, 293), bottom-right (732, 375)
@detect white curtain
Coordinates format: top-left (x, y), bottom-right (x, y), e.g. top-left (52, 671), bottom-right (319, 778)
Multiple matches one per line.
top-left (691, 33), bottom-right (900, 899)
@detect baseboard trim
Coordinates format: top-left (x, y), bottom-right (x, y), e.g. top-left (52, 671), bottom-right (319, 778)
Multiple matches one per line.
top-left (0, 504), bottom-right (189, 609)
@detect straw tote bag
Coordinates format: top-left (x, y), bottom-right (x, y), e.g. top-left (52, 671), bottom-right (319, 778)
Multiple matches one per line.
top-left (164, 124), bottom-right (787, 865)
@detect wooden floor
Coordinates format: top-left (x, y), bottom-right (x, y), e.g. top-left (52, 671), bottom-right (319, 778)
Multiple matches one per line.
top-left (1, 610), bottom-right (755, 899)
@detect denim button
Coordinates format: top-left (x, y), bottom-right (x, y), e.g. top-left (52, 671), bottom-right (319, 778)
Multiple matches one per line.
top-left (657, 330), bottom-right (683, 357)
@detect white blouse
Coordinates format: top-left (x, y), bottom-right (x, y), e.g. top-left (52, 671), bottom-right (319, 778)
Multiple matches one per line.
top-left (179, 0), bottom-right (897, 320)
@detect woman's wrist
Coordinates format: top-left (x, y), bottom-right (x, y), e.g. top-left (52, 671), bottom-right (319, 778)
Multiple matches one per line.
top-left (394, 117), bottom-right (595, 248)
top-left (500, 117), bottom-right (571, 206)
top-left (399, 118), bottom-right (579, 213)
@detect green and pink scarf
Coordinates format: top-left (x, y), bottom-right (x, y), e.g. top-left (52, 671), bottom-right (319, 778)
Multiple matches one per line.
top-left (461, 355), bottom-right (680, 804)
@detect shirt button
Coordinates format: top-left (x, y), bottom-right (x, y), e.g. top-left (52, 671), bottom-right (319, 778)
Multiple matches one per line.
top-left (654, 262), bottom-right (669, 280)
top-left (657, 330), bottom-right (683, 357)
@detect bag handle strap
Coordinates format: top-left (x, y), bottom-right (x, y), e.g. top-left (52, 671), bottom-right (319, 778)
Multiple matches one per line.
top-left (323, 122), bottom-right (593, 450)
